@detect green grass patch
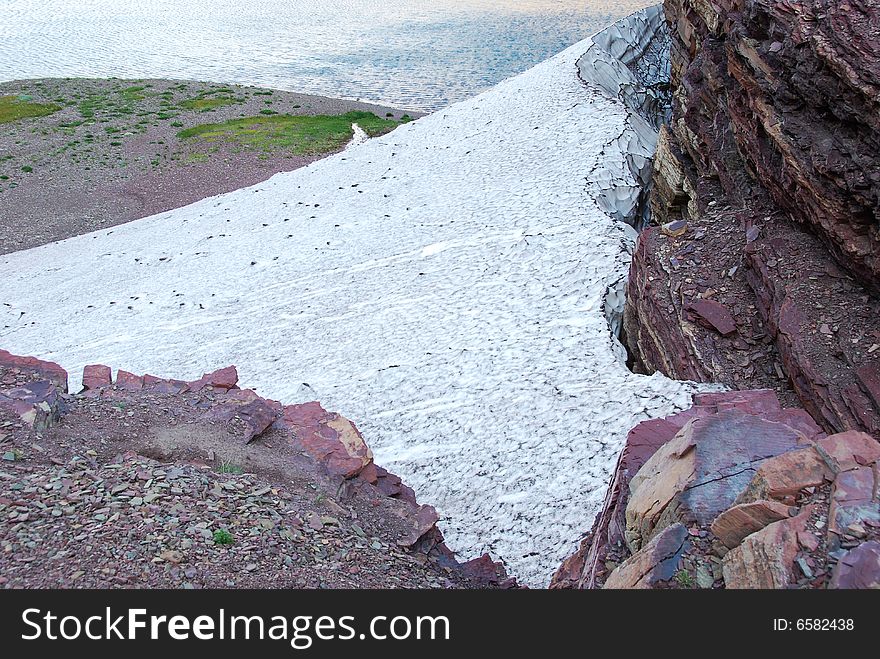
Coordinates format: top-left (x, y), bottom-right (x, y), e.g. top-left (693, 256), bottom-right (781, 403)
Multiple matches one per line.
top-left (177, 111), bottom-right (402, 156)
top-left (212, 529), bottom-right (234, 545)
top-left (0, 95), bottom-right (61, 124)
top-left (20, 165), bottom-right (32, 173)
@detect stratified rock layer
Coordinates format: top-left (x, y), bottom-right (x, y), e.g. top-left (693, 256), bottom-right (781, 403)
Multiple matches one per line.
top-left (624, 0), bottom-right (880, 436)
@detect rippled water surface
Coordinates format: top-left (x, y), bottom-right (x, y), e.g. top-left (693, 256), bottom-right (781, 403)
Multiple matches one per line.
top-left (0, 0), bottom-right (653, 110)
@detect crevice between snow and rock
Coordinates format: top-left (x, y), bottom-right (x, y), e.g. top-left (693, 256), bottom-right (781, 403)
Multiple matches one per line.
top-left (0, 7), bottom-right (710, 586)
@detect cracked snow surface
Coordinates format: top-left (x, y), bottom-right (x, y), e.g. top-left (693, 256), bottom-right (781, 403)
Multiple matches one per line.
top-left (0, 33), bottom-right (707, 585)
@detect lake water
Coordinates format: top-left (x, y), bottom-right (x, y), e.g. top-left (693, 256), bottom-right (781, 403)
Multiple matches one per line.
top-left (0, 0), bottom-right (654, 111)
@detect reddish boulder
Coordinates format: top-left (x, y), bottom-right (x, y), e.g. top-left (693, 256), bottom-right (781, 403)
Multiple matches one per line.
top-left (115, 370), bottom-right (144, 391)
top-left (280, 402), bottom-right (373, 479)
top-left (710, 500), bottom-right (793, 549)
top-left (189, 365), bottom-right (239, 392)
top-left (722, 506), bottom-right (812, 589)
top-left (816, 431), bottom-right (880, 474)
top-left (604, 523), bottom-right (690, 589)
top-left (626, 409), bottom-right (806, 551)
top-left (829, 541), bottom-right (880, 589)
top-left (737, 446), bottom-right (833, 503)
top-left (82, 364), bottom-right (112, 391)
top-left (235, 399), bottom-right (279, 444)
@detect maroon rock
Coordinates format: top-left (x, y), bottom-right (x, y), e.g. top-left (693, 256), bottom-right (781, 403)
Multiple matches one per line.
top-left (0, 349), bottom-right (68, 393)
top-left (189, 365), bottom-right (239, 392)
top-left (829, 541), bottom-right (880, 589)
top-left (461, 553), bottom-right (511, 585)
top-left (398, 505), bottom-right (440, 548)
top-left (710, 500), bottom-right (793, 549)
top-left (280, 402), bottom-right (373, 479)
top-left (685, 299), bottom-right (737, 336)
top-left (603, 523), bottom-right (690, 589)
top-left (626, 408), bottom-right (808, 550)
top-left (722, 506), bottom-right (813, 589)
top-left (551, 389), bottom-right (817, 588)
top-left (0, 380), bottom-right (64, 432)
top-left (816, 431), bottom-right (880, 474)
top-left (856, 364), bottom-right (880, 411)
top-left (828, 466), bottom-right (880, 542)
top-left (624, 0), bottom-right (880, 438)
top-left (82, 364), bottom-right (112, 391)
top-left (115, 370), bottom-right (144, 391)
top-left (235, 399), bottom-right (279, 444)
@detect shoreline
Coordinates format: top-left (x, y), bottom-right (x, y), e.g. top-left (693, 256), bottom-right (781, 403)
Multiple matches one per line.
top-left (0, 77), bottom-right (420, 255)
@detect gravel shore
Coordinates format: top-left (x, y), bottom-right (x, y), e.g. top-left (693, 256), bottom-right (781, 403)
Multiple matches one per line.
top-left (0, 78), bottom-right (417, 254)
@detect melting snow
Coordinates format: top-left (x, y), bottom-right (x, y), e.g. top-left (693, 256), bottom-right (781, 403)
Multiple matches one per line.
top-left (0, 36), bottom-right (706, 585)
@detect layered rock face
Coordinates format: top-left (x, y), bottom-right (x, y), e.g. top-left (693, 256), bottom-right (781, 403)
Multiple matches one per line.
top-left (552, 389), bottom-right (880, 589)
top-left (624, 0), bottom-right (880, 435)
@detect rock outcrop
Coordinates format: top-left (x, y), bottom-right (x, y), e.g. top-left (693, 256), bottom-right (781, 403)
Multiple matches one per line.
top-left (0, 349), bottom-right (513, 588)
top-left (552, 389), bottom-right (880, 589)
top-left (622, 0), bottom-right (880, 437)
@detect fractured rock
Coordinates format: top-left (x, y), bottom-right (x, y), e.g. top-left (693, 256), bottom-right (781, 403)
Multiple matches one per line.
top-left (722, 506), bottom-right (812, 589)
top-left (625, 409), bottom-right (806, 551)
top-left (828, 467), bottom-right (880, 543)
top-left (816, 431), bottom-right (880, 474)
top-left (685, 299), bottom-right (736, 337)
top-left (737, 446), bottom-right (832, 504)
top-left (604, 523), bottom-right (690, 589)
top-left (710, 500), bottom-right (792, 549)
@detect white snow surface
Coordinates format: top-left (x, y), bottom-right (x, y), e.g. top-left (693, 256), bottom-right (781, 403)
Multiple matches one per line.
top-left (0, 36), bottom-right (706, 585)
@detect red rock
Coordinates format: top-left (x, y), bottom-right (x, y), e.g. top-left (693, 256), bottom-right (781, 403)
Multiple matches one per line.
top-left (829, 541), bottom-right (880, 589)
top-left (603, 523), bottom-right (690, 589)
top-left (115, 370), bottom-right (144, 391)
top-left (737, 446), bottom-right (832, 503)
top-left (82, 364), bottom-right (112, 391)
top-left (189, 365), bottom-right (239, 391)
top-left (0, 349), bottom-right (68, 393)
top-left (398, 505), bottom-right (440, 548)
top-left (710, 500), bottom-right (792, 549)
top-left (282, 402), bottom-right (373, 479)
top-left (685, 299), bottom-right (736, 336)
top-left (626, 409), bottom-right (806, 551)
top-left (722, 506), bottom-right (812, 589)
top-left (461, 553), bottom-right (510, 585)
top-left (204, 366), bottom-right (238, 389)
top-left (816, 431), bottom-right (880, 474)
top-left (235, 399), bottom-right (278, 444)
top-left (857, 364), bottom-right (880, 411)
top-left (828, 466), bottom-right (880, 542)
top-left (797, 531), bottom-right (820, 553)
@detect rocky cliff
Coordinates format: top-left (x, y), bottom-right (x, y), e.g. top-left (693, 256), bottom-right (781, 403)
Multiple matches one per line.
top-left (555, 1), bottom-right (880, 589)
top-left (624, 0), bottom-right (880, 436)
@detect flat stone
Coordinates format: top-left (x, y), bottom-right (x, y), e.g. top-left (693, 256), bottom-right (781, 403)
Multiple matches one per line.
top-left (829, 541), bottom-right (880, 589)
top-left (710, 499), bottom-right (792, 549)
top-left (685, 299), bottom-right (737, 336)
top-left (816, 431), bottom-right (880, 474)
top-left (235, 399), bottom-right (278, 444)
top-left (0, 349), bottom-right (68, 393)
top-left (722, 506), bottom-right (812, 589)
top-left (604, 523), bottom-right (690, 589)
